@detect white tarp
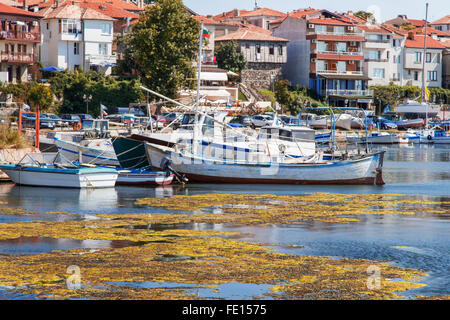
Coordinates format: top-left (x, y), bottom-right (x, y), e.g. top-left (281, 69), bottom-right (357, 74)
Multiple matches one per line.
top-left (198, 72), bottom-right (228, 81)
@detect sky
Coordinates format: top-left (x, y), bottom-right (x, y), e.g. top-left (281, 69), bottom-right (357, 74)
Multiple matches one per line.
top-left (183, 0), bottom-right (449, 23)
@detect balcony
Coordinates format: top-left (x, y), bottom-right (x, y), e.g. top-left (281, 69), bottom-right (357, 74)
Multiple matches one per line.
top-left (0, 51), bottom-right (34, 64)
top-left (323, 89), bottom-right (374, 97)
top-left (316, 70), bottom-right (364, 76)
top-left (0, 31), bottom-right (40, 42)
top-left (312, 50), bottom-right (364, 61)
top-left (307, 31), bottom-right (365, 42)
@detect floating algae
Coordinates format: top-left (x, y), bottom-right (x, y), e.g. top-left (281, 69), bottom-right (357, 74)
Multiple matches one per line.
top-left (0, 192), bottom-right (436, 300)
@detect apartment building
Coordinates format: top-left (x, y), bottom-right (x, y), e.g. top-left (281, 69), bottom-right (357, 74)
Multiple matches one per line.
top-left (273, 11), bottom-right (373, 108)
top-left (431, 15), bottom-right (450, 33)
top-left (213, 7), bottom-right (286, 30)
top-left (402, 33), bottom-right (445, 88)
top-left (0, 3), bottom-right (42, 83)
top-left (40, 3), bottom-right (116, 74)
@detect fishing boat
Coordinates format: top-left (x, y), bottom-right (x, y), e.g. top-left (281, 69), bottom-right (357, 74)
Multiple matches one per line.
top-left (403, 127), bottom-right (450, 144)
top-left (0, 153), bottom-right (118, 188)
top-left (394, 99), bottom-right (441, 117)
top-left (347, 131), bottom-right (408, 144)
top-left (110, 136), bottom-right (174, 186)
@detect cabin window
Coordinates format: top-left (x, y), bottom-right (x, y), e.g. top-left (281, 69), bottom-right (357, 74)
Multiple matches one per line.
top-left (279, 130), bottom-right (292, 141)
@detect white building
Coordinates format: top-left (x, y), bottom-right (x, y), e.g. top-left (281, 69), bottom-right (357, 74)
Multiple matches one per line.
top-left (40, 4), bottom-right (116, 75)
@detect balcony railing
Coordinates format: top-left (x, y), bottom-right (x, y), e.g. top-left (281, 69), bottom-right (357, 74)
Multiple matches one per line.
top-left (1, 51), bottom-right (34, 63)
top-left (324, 89), bottom-right (374, 96)
top-left (364, 58), bottom-right (389, 62)
top-left (308, 31), bottom-right (364, 36)
top-left (0, 31), bottom-right (40, 42)
top-left (316, 70), bottom-right (364, 75)
top-left (313, 50), bottom-right (363, 56)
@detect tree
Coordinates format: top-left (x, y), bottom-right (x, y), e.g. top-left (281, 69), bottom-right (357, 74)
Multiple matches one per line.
top-left (122, 0), bottom-right (200, 99)
top-left (215, 41), bottom-right (247, 73)
top-left (354, 11), bottom-right (374, 22)
top-left (27, 84), bottom-right (53, 111)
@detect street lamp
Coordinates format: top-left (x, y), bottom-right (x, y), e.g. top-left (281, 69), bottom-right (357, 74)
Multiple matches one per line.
top-left (83, 94), bottom-right (92, 114)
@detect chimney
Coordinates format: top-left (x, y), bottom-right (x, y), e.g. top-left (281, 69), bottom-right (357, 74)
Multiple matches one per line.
top-left (407, 31), bottom-right (414, 40)
top-left (23, 0), bottom-right (28, 11)
top-left (233, 9), bottom-right (240, 17)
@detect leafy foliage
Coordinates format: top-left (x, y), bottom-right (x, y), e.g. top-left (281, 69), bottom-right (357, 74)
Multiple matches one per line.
top-left (49, 70), bottom-right (144, 116)
top-left (121, 0), bottom-right (200, 99)
top-left (28, 84), bottom-right (53, 111)
top-left (215, 41), bottom-right (247, 73)
top-left (354, 11), bottom-right (374, 22)
top-left (274, 80), bottom-right (327, 115)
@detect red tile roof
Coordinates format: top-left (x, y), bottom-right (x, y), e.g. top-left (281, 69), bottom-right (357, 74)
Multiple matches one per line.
top-left (405, 34), bottom-right (446, 49)
top-left (39, 0), bottom-right (143, 11)
top-left (43, 4), bottom-right (115, 20)
top-left (431, 15), bottom-right (450, 25)
top-left (357, 24), bottom-right (392, 34)
top-left (239, 8), bottom-right (286, 18)
top-left (215, 29), bottom-right (289, 42)
top-left (79, 2), bottom-right (139, 19)
top-left (212, 9), bottom-right (251, 22)
top-left (288, 8), bottom-right (321, 19)
top-left (193, 15), bottom-right (220, 25)
top-left (308, 17), bottom-right (351, 25)
top-left (406, 19), bottom-right (426, 27)
top-left (222, 20), bottom-right (272, 35)
top-left (0, 2), bottom-right (42, 17)
top-left (16, 0), bottom-right (44, 6)
top-left (411, 26), bottom-right (450, 37)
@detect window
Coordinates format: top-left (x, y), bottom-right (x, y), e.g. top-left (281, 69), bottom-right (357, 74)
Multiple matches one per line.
top-left (278, 45), bottom-right (283, 55)
top-left (373, 68), bottom-right (385, 78)
top-left (415, 52), bottom-right (422, 63)
top-left (334, 26), bottom-right (345, 34)
top-left (74, 42), bottom-right (80, 55)
top-left (317, 41), bottom-right (327, 52)
top-left (426, 53), bottom-right (431, 63)
top-left (61, 19), bottom-right (82, 35)
top-left (316, 60), bottom-right (326, 71)
top-left (386, 51), bottom-right (390, 59)
top-left (335, 42), bottom-right (347, 52)
top-left (269, 44), bottom-right (274, 55)
top-left (255, 44), bottom-right (261, 54)
top-left (101, 23), bottom-right (112, 35)
top-left (245, 43), bottom-right (249, 49)
top-left (315, 25), bottom-right (327, 34)
top-left (337, 61), bottom-right (346, 73)
top-left (368, 50), bottom-right (381, 60)
top-left (428, 71), bottom-right (437, 81)
top-left (46, 23), bottom-right (49, 30)
top-left (414, 71), bottom-right (419, 81)
top-left (99, 43), bottom-right (108, 55)
top-left (436, 53), bottom-right (440, 63)
top-left (368, 34), bottom-right (383, 41)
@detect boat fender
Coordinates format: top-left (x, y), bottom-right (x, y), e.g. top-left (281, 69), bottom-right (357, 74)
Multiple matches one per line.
top-left (427, 135), bottom-right (432, 141)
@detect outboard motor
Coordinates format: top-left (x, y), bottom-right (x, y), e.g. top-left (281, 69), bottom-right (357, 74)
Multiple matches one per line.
top-left (161, 157), bottom-right (188, 184)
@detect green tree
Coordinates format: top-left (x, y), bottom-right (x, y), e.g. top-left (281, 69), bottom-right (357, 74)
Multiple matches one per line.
top-left (354, 11), bottom-right (374, 22)
top-left (27, 84), bottom-right (53, 111)
top-left (122, 0), bottom-right (200, 99)
top-left (215, 41), bottom-right (247, 73)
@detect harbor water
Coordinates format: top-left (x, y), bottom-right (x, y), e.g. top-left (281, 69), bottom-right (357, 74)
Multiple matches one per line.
top-left (0, 144), bottom-right (449, 299)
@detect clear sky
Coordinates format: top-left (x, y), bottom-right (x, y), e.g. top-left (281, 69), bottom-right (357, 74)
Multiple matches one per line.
top-left (183, 0), bottom-right (449, 24)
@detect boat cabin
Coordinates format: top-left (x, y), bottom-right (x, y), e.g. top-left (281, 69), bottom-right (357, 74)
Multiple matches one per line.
top-left (258, 126), bottom-right (316, 142)
top-left (82, 119), bottom-right (109, 132)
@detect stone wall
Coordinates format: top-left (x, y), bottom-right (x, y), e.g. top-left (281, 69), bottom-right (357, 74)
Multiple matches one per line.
top-left (0, 147), bottom-right (36, 180)
top-left (241, 63), bottom-right (283, 89)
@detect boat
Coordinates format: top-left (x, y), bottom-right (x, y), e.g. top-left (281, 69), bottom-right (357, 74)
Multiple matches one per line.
top-left (347, 131), bottom-right (408, 144)
top-left (308, 114), bottom-right (352, 130)
top-left (145, 142), bottom-right (385, 185)
top-left (394, 99), bottom-right (441, 117)
top-left (110, 136), bottom-right (175, 186)
top-left (0, 153), bottom-right (118, 188)
top-left (403, 127), bottom-right (450, 144)
top-left (54, 136), bottom-right (120, 166)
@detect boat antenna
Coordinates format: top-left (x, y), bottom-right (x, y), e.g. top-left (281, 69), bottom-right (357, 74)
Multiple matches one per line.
top-left (422, 3), bottom-right (429, 127)
top-left (193, 20), bottom-right (204, 154)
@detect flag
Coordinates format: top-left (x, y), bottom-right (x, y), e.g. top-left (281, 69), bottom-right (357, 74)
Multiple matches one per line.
top-left (202, 29), bottom-right (210, 39)
top-left (425, 86), bottom-right (430, 101)
top-left (100, 104), bottom-right (108, 116)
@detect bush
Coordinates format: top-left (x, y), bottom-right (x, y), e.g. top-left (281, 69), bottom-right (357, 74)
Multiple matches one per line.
top-left (0, 124), bottom-right (29, 149)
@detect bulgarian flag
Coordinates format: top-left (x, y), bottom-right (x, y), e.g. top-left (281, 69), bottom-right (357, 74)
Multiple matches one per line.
top-left (202, 28), bottom-right (211, 39)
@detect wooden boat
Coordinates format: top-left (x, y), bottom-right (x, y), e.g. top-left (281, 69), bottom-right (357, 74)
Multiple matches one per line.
top-left (347, 132), bottom-right (408, 144)
top-left (145, 142), bottom-right (385, 185)
top-left (0, 153), bottom-right (118, 188)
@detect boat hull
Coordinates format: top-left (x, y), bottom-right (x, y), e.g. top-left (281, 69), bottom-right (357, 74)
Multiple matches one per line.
top-left (116, 171), bottom-right (174, 186)
top-left (0, 166), bottom-right (118, 188)
top-left (145, 144), bottom-right (385, 186)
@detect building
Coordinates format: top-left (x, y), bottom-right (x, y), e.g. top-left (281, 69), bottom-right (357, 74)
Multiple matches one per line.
top-left (40, 3), bottom-right (116, 74)
top-left (213, 7), bottom-right (286, 31)
top-left (443, 40), bottom-right (450, 89)
top-left (358, 23), bottom-right (400, 86)
top-left (384, 15), bottom-right (427, 29)
top-left (430, 15), bottom-right (450, 33)
top-left (273, 10), bottom-right (373, 108)
top-left (0, 2), bottom-right (42, 83)
top-left (215, 28), bottom-right (288, 89)
top-left (402, 32), bottom-right (445, 88)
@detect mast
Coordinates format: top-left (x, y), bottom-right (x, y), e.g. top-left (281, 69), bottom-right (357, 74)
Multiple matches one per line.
top-left (422, 3), bottom-right (429, 127)
top-left (193, 20), bottom-right (204, 154)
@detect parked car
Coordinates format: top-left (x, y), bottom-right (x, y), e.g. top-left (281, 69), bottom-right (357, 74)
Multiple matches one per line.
top-left (22, 113), bottom-right (56, 129)
top-left (60, 114), bottom-right (82, 124)
top-left (75, 114), bottom-right (94, 122)
top-left (250, 115), bottom-right (273, 128)
top-left (42, 113), bottom-right (65, 127)
top-left (229, 115), bottom-right (252, 127)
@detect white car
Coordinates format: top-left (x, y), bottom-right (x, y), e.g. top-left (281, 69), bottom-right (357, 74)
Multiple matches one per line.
top-left (250, 115), bottom-right (273, 128)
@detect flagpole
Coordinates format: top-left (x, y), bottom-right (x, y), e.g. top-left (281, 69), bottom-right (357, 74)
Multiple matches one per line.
top-left (422, 3), bottom-right (429, 128)
top-left (193, 20), bottom-right (204, 155)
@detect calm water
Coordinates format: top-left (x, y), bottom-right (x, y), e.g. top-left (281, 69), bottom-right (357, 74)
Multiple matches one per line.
top-left (0, 144), bottom-right (449, 299)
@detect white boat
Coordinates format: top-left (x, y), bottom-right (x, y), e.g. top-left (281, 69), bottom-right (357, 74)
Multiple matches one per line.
top-left (403, 128), bottom-right (450, 144)
top-left (0, 153), bottom-right (118, 188)
top-left (145, 142), bottom-right (385, 185)
top-left (347, 132), bottom-right (408, 144)
top-left (394, 99), bottom-right (440, 117)
top-left (54, 137), bottom-right (120, 166)
top-left (308, 114), bottom-right (352, 130)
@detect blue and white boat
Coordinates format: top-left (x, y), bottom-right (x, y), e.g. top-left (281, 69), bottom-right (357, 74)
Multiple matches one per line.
top-left (0, 153), bottom-right (118, 188)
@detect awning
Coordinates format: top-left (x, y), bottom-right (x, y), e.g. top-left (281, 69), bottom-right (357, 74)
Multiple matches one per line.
top-left (40, 66), bottom-right (63, 72)
top-left (198, 72), bottom-right (228, 81)
top-left (319, 74), bottom-right (372, 80)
